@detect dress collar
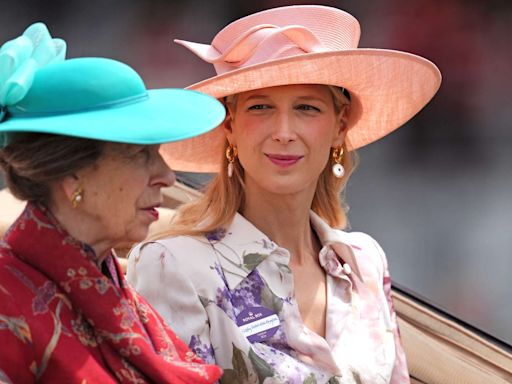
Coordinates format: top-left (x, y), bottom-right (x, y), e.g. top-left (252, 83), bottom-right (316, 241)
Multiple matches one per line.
top-left (309, 211), bottom-right (364, 281)
top-left (208, 211), bottom-right (363, 290)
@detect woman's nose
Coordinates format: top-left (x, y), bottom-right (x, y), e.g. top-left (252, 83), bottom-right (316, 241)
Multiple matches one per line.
top-left (151, 153), bottom-right (176, 188)
top-left (271, 111), bottom-right (297, 143)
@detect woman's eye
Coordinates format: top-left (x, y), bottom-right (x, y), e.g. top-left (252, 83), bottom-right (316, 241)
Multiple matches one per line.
top-left (248, 104), bottom-right (270, 111)
top-left (137, 146), bottom-right (153, 162)
top-left (297, 104), bottom-right (321, 112)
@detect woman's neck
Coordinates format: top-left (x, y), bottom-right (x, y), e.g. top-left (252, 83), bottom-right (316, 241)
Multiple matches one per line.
top-left (241, 181), bottom-right (320, 265)
top-left (49, 199), bottom-right (113, 264)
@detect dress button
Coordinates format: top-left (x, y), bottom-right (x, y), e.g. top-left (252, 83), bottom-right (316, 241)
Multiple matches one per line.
top-left (342, 263), bottom-right (351, 275)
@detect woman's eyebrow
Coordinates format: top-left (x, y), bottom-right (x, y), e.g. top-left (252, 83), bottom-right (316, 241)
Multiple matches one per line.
top-left (243, 94), bottom-right (270, 101)
top-left (242, 95), bottom-right (327, 102)
top-left (295, 95), bottom-right (329, 104)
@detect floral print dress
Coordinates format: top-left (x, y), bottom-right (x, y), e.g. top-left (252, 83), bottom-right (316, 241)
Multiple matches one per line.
top-left (127, 211), bottom-right (410, 384)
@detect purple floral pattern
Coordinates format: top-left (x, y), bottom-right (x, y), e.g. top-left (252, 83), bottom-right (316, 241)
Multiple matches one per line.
top-left (206, 228), bottom-right (228, 243)
top-left (189, 335), bottom-right (216, 364)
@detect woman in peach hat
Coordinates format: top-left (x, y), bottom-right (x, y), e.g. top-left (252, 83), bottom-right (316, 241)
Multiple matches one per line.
top-left (127, 5), bottom-right (441, 383)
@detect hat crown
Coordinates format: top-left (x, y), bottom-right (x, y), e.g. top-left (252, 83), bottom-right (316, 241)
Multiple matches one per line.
top-left (9, 58), bottom-right (147, 117)
top-left (177, 5), bottom-right (361, 75)
top-left (213, 6), bottom-right (360, 51)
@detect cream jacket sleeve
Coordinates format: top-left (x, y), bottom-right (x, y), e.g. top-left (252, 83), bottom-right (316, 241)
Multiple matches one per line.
top-left (126, 242), bottom-right (216, 364)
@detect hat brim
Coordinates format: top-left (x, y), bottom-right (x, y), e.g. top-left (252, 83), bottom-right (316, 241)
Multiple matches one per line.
top-left (161, 48), bottom-right (441, 172)
top-left (0, 88), bottom-right (225, 145)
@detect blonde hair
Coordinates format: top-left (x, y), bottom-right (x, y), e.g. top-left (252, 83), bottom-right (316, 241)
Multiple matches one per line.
top-left (159, 85), bottom-right (358, 238)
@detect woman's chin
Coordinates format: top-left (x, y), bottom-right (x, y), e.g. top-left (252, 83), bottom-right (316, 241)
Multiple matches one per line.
top-left (260, 179), bottom-right (312, 196)
top-left (123, 225), bottom-right (151, 245)
top-left (122, 210), bottom-right (159, 242)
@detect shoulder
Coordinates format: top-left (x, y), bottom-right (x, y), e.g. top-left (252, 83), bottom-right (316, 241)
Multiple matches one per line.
top-left (0, 248), bottom-right (36, 344)
top-left (0, 246), bottom-right (49, 308)
top-left (333, 229), bottom-right (389, 281)
top-left (130, 234), bottom-right (215, 264)
top-left (0, 246), bottom-right (33, 287)
top-left (126, 235), bottom-right (220, 288)
top-left (311, 211), bottom-right (388, 278)
top-left (0, 248), bottom-right (17, 296)
top-left (342, 230), bottom-right (386, 257)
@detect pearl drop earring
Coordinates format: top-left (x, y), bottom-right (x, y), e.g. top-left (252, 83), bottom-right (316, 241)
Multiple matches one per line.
top-left (225, 144), bottom-right (238, 178)
top-left (331, 147), bottom-right (345, 178)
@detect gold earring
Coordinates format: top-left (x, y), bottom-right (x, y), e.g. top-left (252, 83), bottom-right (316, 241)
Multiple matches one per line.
top-left (331, 147), bottom-right (345, 178)
top-left (226, 144), bottom-right (238, 178)
top-left (71, 187), bottom-right (83, 208)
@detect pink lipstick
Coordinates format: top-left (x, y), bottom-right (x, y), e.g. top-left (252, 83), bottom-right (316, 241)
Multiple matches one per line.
top-left (266, 154), bottom-right (303, 168)
top-left (142, 206), bottom-right (160, 220)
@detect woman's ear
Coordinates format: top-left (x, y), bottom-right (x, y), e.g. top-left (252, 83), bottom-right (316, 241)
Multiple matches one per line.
top-left (222, 110), bottom-right (237, 145)
top-left (332, 107), bottom-right (349, 147)
top-left (60, 174), bottom-right (80, 202)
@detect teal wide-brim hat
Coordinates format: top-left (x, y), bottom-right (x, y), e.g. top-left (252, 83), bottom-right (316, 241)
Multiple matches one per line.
top-left (0, 23), bottom-right (225, 151)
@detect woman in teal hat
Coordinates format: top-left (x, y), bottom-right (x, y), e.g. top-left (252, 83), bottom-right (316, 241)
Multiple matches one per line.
top-left (0, 23), bottom-right (224, 383)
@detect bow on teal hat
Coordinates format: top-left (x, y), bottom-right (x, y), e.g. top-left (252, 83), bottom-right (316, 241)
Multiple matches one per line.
top-left (0, 22), bottom-right (66, 146)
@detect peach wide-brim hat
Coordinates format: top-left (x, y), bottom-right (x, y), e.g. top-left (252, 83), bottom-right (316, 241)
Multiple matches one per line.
top-left (161, 5), bottom-right (442, 172)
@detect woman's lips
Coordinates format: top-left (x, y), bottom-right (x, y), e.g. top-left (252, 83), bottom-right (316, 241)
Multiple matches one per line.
top-left (142, 206), bottom-right (160, 220)
top-left (266, 154), bottom-right (303, 167)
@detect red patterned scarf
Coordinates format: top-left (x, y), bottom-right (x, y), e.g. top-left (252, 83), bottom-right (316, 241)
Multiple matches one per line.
top-left (5, 203), bottom-right (222, 383)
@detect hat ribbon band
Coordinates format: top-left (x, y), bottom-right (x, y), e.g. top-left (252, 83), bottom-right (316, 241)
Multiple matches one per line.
top-left (8, 92), bottom-right (149, 118)
top-left (0, 105), bottom-right (6, 123)
top-left (206, 24), bottom-right (326, 67)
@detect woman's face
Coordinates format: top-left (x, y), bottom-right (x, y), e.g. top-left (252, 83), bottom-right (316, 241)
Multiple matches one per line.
top-left (72, 144), bottom-right (175, 246)
top-left (226, 84), bottom-right (347, 196)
